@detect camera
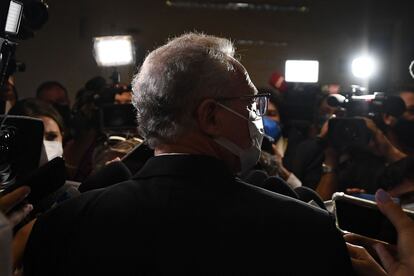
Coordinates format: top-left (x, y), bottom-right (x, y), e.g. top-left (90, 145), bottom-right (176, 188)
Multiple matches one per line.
top-left (326, 86), bottom-right (405, 151)
top-left (1, 0), bottom-right (49, 89)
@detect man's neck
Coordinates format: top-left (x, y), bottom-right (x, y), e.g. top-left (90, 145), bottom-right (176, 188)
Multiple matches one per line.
top-left (153, 132), bottom-right (240, 172)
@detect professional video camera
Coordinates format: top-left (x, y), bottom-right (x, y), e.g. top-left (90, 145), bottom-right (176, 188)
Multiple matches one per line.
top-left (72, 77), bottom-right (137, 140)
top-left (1, 1), bottom-right (65, 205)
top-left (326, 85), bottom-right (405, 151)
top-left (1, 0), bottom-right (48, 93)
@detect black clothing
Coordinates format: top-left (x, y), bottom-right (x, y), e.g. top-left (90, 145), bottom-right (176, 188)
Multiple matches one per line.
top-left (24, 155), bottom-right (353, 275)
top-left (292, 138), bottom-right (386, 193)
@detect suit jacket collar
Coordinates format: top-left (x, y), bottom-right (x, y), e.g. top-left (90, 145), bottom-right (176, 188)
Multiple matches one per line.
top-left (133, 154), bottom-right (234, 182)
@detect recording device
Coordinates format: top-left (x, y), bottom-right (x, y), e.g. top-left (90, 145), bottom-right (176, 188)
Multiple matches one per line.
top-left (1, 0), bottom-right (49, 90)
top-left (0, 0), bottom-right (23, 89)
top-left (100, 103), bottom-right (137, 131)
top-left (326, 88), bottom-right (405, 151)
top-left (333, 192), bottom-right (414, 244)
top-left (0, 115), bottom-right (44, 193)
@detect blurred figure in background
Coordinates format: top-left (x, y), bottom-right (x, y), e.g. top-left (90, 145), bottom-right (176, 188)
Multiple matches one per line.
top-left (382, 86), bottom-right (414, 156)
top-left (64, 77), bottom-right (104, 182)
top-left (36, 81), bottom-right (71, 134)
top-left (0, 77), bottom-right (18, 114)
top-left (259, 88), bottom-right (302, 189)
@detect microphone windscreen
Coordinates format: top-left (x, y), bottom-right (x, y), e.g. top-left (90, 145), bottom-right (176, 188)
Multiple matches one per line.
top-left (294, 186), bottom-right (326, 210)
top-left (327, 94), bottom-right (346, 108)
top-left (244, 170), bottom-right (269, 188)
top-left (79, 161), bottom-right (132, 193)
top-left (262, 176), bottom-right (299, 199)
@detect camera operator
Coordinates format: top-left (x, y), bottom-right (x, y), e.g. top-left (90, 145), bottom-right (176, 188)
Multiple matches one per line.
top-left (291, 91), bottom-right (407, 200)
top-left (382, 86), bottom-right (414, 156)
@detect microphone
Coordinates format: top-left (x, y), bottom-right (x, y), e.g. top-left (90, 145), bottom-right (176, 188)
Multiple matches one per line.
top-left (79, 161), bottom-right (132, 193)
top-left (262, 176), bottom-right (299, 199)
top-left (243, 169), bottom-right (269, 188)
top-left (326, 94), bottom-right (346, 108)
top-left (294, 186), bottom-right (326, 210)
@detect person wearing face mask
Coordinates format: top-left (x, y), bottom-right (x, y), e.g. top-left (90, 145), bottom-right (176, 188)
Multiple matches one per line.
top-left (17, 33), bottom-right (353, 275)
top-left (8, 98), bottom-right (64, 164)
top-left (258, 89), bottom-right (302, 189)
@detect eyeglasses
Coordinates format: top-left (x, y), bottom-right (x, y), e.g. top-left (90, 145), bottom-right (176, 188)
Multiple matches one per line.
top-left (215, 93), bottom-right (270, 116)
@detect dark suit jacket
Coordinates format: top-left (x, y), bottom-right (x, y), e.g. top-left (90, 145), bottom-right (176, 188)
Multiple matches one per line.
top-left (24, 155), bottom-right (353, 275)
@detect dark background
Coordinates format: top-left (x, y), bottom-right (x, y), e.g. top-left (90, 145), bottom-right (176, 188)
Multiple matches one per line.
top-left (12, 0), bottom-right (414, 100)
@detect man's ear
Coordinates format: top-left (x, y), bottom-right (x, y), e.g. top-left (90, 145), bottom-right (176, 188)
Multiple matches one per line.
top-left (196, 99), bottom-right (221, 137)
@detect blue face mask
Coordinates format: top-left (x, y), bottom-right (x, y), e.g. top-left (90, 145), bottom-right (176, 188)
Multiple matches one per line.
top-left (262, 116), bottom-right (282, 142)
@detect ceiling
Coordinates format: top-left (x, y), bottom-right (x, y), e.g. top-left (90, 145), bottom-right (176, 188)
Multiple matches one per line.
top-left (15, 0), bottom-right (414, 99)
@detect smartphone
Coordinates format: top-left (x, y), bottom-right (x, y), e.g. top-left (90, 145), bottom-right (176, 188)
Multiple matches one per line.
top-left (333, 192), bottom-right (414, 244)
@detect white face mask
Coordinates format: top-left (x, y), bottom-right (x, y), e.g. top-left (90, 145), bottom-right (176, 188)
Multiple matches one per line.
top-left (214, 103), bottom-right (264, 174)
top-left (39, 140), bottom-right (63, 166)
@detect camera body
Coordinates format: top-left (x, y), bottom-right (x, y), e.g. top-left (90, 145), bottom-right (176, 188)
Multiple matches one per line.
top-left (327, 89), bottom-right (405, 151)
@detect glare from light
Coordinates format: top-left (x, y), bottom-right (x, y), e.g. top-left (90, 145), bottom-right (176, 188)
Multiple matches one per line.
top-left (409, 60), bottom-right (414, 79)
top-left (93, 36), bottom-right (134, 67)
top-left (351, 56), bottom-right (377, 79)
top-left (285, 60), bottom-right (319, 83)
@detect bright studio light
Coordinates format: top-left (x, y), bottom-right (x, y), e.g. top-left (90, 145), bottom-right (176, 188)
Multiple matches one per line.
top-left (285, 60), bottom-right (319, 83)
top-left (93, 35), bottom-right (134, 67)
top-left (351, 56), bottom-right (377, 79)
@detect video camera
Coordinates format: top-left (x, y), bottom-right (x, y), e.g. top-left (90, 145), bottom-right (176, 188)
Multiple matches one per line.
top-left (0, 0), bottom-right (48, 89)
top-left (0, 0), bottom-right (23, 89)
top-left (326, 86), bottom-right (405, 151)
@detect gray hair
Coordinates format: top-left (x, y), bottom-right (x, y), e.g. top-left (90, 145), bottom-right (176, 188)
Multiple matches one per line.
top-left (132, 32), bottom-right (238, 148)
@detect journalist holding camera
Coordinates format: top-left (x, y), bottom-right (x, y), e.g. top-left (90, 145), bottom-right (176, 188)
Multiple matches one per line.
top-left (3, 0), bottom-right (414, 275)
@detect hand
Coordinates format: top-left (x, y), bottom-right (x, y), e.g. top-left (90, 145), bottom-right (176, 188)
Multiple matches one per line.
top-left (0, 186), bottom-right (32, 227)
top-left (270, 144), bottom-right (290, 180)
top-left (345, 189), bottom-right (414, 276)
top-left (362, 118), bottom-right (406, 162)
top-left (346, 243), bottom-right (387, 276)
top-left (374, 189), bottom-right (414, 275)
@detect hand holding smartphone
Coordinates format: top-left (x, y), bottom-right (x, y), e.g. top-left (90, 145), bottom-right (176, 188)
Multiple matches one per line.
top-left (333, 192), bottom-right (414, 244)
top-left (344, 189), bottom-right (414, 276)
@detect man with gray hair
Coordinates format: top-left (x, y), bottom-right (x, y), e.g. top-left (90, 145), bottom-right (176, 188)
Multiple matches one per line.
top-left (22, 33), bottom-right (353, 275)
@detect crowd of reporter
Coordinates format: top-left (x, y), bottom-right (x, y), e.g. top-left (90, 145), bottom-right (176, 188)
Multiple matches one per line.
top-left (1, 32), bottom-right (414, 275)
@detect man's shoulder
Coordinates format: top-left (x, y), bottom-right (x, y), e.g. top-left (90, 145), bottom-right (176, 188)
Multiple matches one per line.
top-left (235, 179), bottom-right (333, 224)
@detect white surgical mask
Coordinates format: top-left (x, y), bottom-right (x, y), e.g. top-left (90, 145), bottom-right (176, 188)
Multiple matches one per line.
top-left (214, 103), bottom-right (264, 174)
top-left (39, 140), bottom-right (63, 166)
